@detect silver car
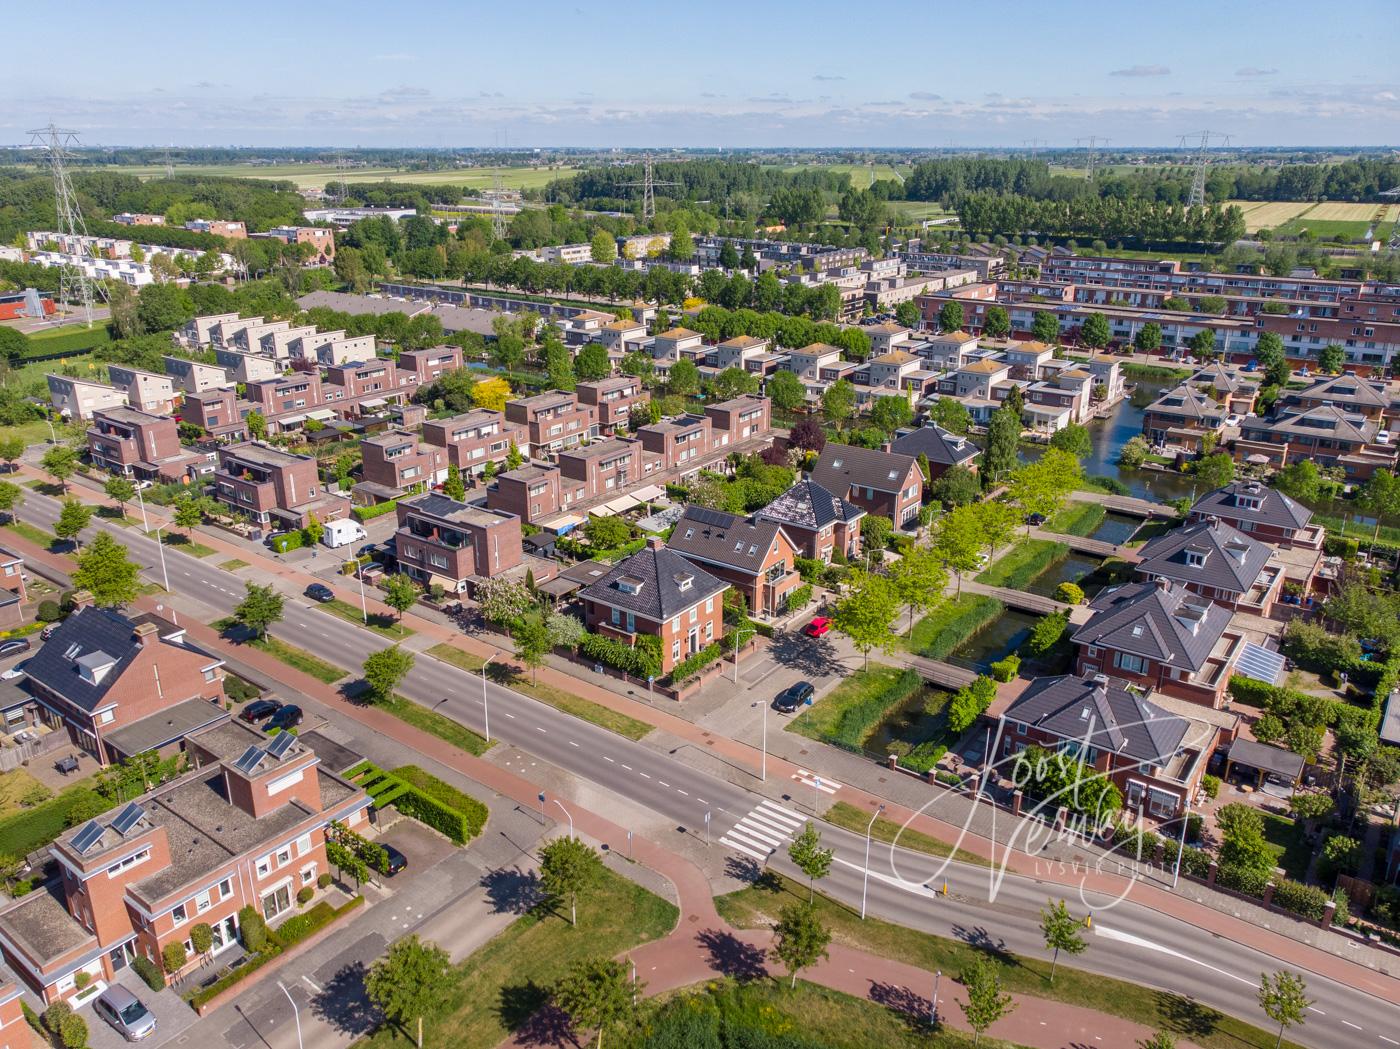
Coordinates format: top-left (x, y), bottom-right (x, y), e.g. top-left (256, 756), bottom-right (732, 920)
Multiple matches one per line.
top-left (94, 984), bottom-right (157, 1041)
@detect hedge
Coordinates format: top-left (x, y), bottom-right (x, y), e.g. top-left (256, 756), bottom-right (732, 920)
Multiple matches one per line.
top-left (1272, 879), bottom-right (1330, 921)
top-left (786, 583), bottom-right (814, 612)
top-left (1216, 863), bottom-right (1270, 897)
top-left (0, 787), bottom-right (107, 857)
top-left (352, 499), bottom-right (400, 522)
top-left (24, 325), bottom-right (113, 357)
top-left (989, 654), bottom-right (1020, 683)
top-left (132, 956), bottom-right (164, 992)
top-left (270, 531), bottom-right (304, 553)
top-left (393, 787), bottom-right (476, 844)
top-left (392, 765), bottom-right (489, 840)
top-left (579, 631), bottom-right (661, 679)
top-left (899, 740), bottom-right (947, 774)
top-left (668, 642), bottom-right (725, 685)
top-left (1226, 675), bottom-right (1350, 726)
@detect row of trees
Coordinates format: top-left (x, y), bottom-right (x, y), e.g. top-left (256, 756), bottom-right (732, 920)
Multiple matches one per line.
top-left (955, 194), bottom-right (1246, 245)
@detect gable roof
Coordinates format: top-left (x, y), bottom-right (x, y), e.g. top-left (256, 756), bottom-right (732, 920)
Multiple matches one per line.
top-left (1190, 481), bottom-right (1312, 532)
top-left (756, 479), bottom-right (866, 532)
top-left (1006, 675), bottom-right (1190, 766)
top-left (1291, 373), bottom-right (1391, 409)
top-left (1071, 580), bottom-right (1230, 671)
top-left (891, 423), bottom-right (980, 466)
top-left (667, 506), bottom-right (792, 576)
top-left (1136, 519), bottom-right (1273, 593)
top-left (578, 544), bottom-right (727, 621)
top-left (1268, 404), bottom-right (1376, 444)
top-left (1145, 384), bottom-right (1227, 422)
top-left (810, 443), bottom-right (919, 496)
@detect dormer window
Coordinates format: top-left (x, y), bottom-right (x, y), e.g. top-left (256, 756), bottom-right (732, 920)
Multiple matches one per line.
top-left (615, 576), bottom-right (645, 596)
top-left (675, 573), bottom-right (694, 592)
top-left (1237, 496), bottom-right (1260, 511)
top-left (1185, 550), bottom-right (1206, 568)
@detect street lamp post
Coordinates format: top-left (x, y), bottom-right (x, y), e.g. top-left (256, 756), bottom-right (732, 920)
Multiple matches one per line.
top-left (278, 983), bottom-right (304, 1049)
top-left (152, 526), bottom-right (170, 593)
top-left (749, 699), bottom-right (768, 783)
top-left (481, 651), bottom-right (498, 742)
top-left (861, 803), bottom-right (885, 920)
top-left (930, 970), bottom-right (941, 1026)
top-left (704, 809), bottom-right (711, 846)
top-left (134, 484), bottom-right (149, 532)
top-left (357, 566), bottom-right (368, 623)
top-left (553, 798), bottom-right (574, 837)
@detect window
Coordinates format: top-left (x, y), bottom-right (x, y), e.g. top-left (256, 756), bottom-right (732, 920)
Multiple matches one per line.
top-left (172, 903), bottom-right (187, 925)
top-left (704, 598), bottom-right (713, 614)
top-left (276, 847), bottom-right (291, 867)
top-left (296, 833), bottom-right (312, 856)
top-left (106, 848), bottom-right (151, 878)
top-left (256, 857), bottom-right (271, 878)
top-left (301, 864), bottom-right (317, 885)
top-left (219, 878), bottom-right (233, 898)
top-left (196, 891), bottom-right (211, 913)
top-left (1115, 652), bottom-right (1147, 674)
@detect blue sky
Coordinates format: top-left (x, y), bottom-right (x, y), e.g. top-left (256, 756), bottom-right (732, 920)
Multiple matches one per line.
top-left (5, 0), bottom-right (1398, 147)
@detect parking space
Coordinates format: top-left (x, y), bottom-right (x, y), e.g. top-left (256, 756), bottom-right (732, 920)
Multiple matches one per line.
top-left (369, 818), bottom-right (457, 887)
top-left (85, 967), bottom-right (198, 1049)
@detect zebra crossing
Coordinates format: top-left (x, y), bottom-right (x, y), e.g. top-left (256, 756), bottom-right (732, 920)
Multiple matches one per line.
top-left (718, 799), bottom-right (806, 862)
top-left (791, 768), bottom-right (841, 795)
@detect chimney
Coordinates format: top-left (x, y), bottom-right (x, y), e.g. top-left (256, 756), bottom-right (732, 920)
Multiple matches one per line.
top-left (881, 441), bottom-right (892, 453)
top-left (1155, 576), bottom-right (1171, 592)
top-left (69, 590), bottom-right (94, 611)
top-left (133, 622), bottom-right (160, 648)
top-left (646, 536), bottom-right (665, 551)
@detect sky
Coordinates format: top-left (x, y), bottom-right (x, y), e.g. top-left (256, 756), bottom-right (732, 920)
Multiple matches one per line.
top-left (4, 0), bottom-right (1399, 149)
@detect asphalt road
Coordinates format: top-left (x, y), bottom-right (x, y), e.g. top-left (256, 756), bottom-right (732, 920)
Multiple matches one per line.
top-left (18, 489), bottom-right (1397, 1048)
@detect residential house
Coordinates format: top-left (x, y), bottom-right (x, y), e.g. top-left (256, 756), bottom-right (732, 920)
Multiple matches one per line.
top-left (704, 394), bottom-right (771, 448)
top-left (755, 479), bottom-right (865, 562)
top-left (393, 494), bottom-right (524, 592)
top-left (651, 327), bottom-right (704, 362)
top-left (177, 314), bottom-right (239, 349)
top-left (214, 442), bottom-right (340, 528)
top-left (809, 443), bottom-right (923, 528)
top-left (866, 323), bottom-right (912, 354)
top-left (1141, 384), bottom-right (1227, 449)
top-left (214, 348), bottom-right (281, 385)
top-left (1281, 373), bottom-right (1399, 424)
top-left (637, 414), bottom-right (712, 476)
top-left (105, 366), bottom-right (176, 415)
top-left (557, 438), bottom-right (662, 501)
top-left (1191, 363), bottom-right (1260, 417)
top-left (162, 356), bottom-right (230, 395)
top-left (1071, 579), bottom-right (1245, 707)
top-left (359, 431), bottom-right (448, 496)
top-left (1134, 518), bottom-right (1284, 616)
top-left (504, 391), bottom-right (596, 457)
top-left (1188, 481), bottom-right (1323, 550)
top-left (579, 539), bottom-right (728, 674)
top-left (244, 373), bottom-right (323, 432)
top-left (667, 506), bottom-right (801, 618)
top-left (713, 335), bottom-right (771, 371)
top-left (1236, 404), bottom-right (1397, 480)
top-left (911, 330), bottom-right (978, 371)
top-left (487, 464), bottom-right (586, 526)
top-left (940, 359), bottom-right (1014, 425)
top-left (180, 389), bottom-right (247, 442)
top-left (0, 549), bottom-right (25, 630)
top-left (1023, 368), bottom-right (1094, 432)
top-left (46, 375), bottom-right (125, 421)
top-left (863, 350), bottom-right (922, 392)
top-left (257, 226), bottom-right (334, 264)
top-left (890, 423), bottom-right (979, 481)
top-left (86, 407), bottom-right (201, 483)
top-left (783, 344), bottom-right (844, 387)
top-left (420, 409), bottom-right (523, 479)
top-left (577, 377), bottom-right (649, 434)
top-left (398, 346), bottom-right (464, 385)
top-left (598, 318), bottom-right (647, 353)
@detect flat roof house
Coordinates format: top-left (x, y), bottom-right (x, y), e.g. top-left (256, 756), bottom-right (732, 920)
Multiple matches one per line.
top-left (214, 442), bottom-right (340, 529)
top-left (420, 409), bottom-right (523, 477)
top-left (810, 443), bottom-right (923, 529)
top-left (86, 406), bottom-right (201, 483)
top-left (487, 463), bottom-right (586, 526)
top-left (504, 391), bottom-right (596, 458)
top-left (359, 430), bottom-right (448, 496)
top-left (105, 365), bottom-right (176, 415)
top-left (576, 377), bottom-right (649, 433)
top-left (393, 493), bottom-right (524, 593)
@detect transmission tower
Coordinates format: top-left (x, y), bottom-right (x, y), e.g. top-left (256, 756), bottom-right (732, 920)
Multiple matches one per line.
top-left (27, 124), bottom-right (104, 328)
top-left (162, 145), bottom-right (174, 179)
top-left (1074, 136), bottom-right (1109, 179)
top-left (332, 153), bottom-right (351, 205)
top-left (1179, 131), bottom-right (1231, 207)
top-left (491, 172), bottom-right (509, 239)
top-left (620, 154), bottom-right (680, 222)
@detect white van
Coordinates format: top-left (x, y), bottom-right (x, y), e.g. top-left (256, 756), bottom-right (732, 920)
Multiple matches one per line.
top-left (322, 518), bottom-right (367, 549)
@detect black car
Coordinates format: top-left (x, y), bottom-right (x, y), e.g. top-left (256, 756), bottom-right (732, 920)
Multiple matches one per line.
top-left (266, 705), bottom-right (303, 730)
top-left (304, 583), bottom-right (335, 603)
top-left (772, 681), bottom-right (815, 713)
top-left (239, 699), bottom-right (283, 723)
top-left (1024, 512), bottom-right (1047, 526)
top-left (0, 639), bottom-right (31, 657)
top-left (382, 843), bottom-right (407, 876)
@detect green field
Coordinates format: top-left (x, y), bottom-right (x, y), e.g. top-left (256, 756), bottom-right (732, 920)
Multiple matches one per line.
top-left (886, 200), bottom-right (957, 224)
top-left (70, 163), bottom-right (578, 193)
top-left (778, 161), bottom-right (911, 190)
top-left (1271, 218), bottom-right (1374, 242)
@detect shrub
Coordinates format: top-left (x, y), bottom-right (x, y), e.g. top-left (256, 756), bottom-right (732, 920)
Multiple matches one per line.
top-left (58, 1013), bottom-right (87, 1049)
top-left (132, 955), bottom-right (165, 991)
top-left (0, 786), bottom-right (108, 857)
top-left (318, 872), bottom-right (332, 889)
top-left (43, 1000), bottom-right (72, 1035)
top-left (900, 741), bottom-right (948, 774)
top-left (390, 765), bottom-right (489, 843)
top-left (1023, 610), bottom-right (1069, 657)
top-left (1201, 774), bottom-right (1221, 800)
top-left (578, 631), bottom-right (662, 679)
top-left (794, 557), bottom-right (824, 584)
top-left (935, 769), bottom-right (963, 788)
top-left (1217, 863), bottom-right (1270, 896)
top-left (947, 676), bottom-right (998, 735)
top-left (989, 654), bottom-right (1020, 682)
top-left (668, 642), bottom-right (725, 685)
top-left (36, 601), bottom-right (61, 623)
top-left (190, 923), bottom-right (213, 957)
top-left (1273, 879), bottom-right (1329, 921)
top-left (270, 531), bottom-right (304, 554)
top-left (1054, 581), bottom-right (1084, 605)
top-left (73, 972), bottom-right (90, 990)
top-left (798, 667), bottom-right (923, 751)
top-left (787, 583), bottom-right (814, 611)
top-left (1321, 834), bottom-right (1362, 878)
top-left (162, 941), bottom-right (187, 973)
top-left (238, 905), bottom-right (268, 952)
top-left (1085, 474), bottom-right (1129, 496)
top-left (1324, 534), bottom-right (1360, 559)
top-left (297, 885), bottom-right (314, 905)
top-left (351, 499), bottom-right (400, 522)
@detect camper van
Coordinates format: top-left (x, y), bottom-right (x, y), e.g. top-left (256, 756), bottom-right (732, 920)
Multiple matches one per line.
top-left (321, 518), bottom-right (368, 549)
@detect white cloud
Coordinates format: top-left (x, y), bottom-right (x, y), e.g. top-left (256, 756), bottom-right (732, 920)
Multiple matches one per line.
top-left (909, 91), bottom-right (942, 101)
top-left (1235, 67), bottom-right (1278, 78)
top-left (1109, 65), bottom-right (1171, 78)
top-left (812, 74), bottom-right (845, 82)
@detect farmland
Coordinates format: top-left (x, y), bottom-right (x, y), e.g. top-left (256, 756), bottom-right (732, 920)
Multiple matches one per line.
top-left (1229, 200), bottom-right (1313, 232)
top-left (1230, 199), bottom-right (1398, 238)
top-left (780, 161), bottom-right (912, 190)
top-left (62, 163), bottom-right (579, 193)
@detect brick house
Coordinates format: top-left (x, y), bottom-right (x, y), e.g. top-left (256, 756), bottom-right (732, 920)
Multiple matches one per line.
top-left (214, 442), bottom-right (341, 529)
top-left (1188, 481), bottom-right (1322, 550)
top-left (0, 721), bottom-right (369, 1003)
top-left (261, 226), bottom-right (335, 264)
top-left (180, 389), bottom-right (247, 442)
top-left (1280, 373), bottom-right (1397, 423)
top-left (0, 549), bottom-right (25, 630)
top-left (1134, 518), bottom-right (1284, 616)
top-left (890, 423), bottom-right (979, 482)
top-left (1235, 405), bottom-right (1398, 481)
top-left (576, 377), bottom-right (649, 434)
top-left (393, 493), bottom-right (524, 592)
top-left (1070, 579), bottom-right (1245, 708)
top-left (397, 345), bottom-right (464, 385)
top-left (359, 430), bottom-right (448, 495)
top-left (579, 539), bottom-right (728, 674)
top-left (105, 365), bottom-right (176, 415)
top-left (637, 414), bottom-right (712, 476)
top-left (505, 392), bottom-right (597, 457)
top-left (487, 464), bottom-right (586, 525)
top-left (704, 394), bottom-right (771, 448)
top-left (1141, 384), bottom-right (1227, 448)
top-left (19, 602), bottom-right (227, 765)
top-left (87, 406), bottom-right (201, 483)
top-left (755, 479), bottom-right (865, 562)
top-left (993, 674), bottom-right (1214, 819)
top-left (809, 443), bottom-right (923, 529)
top-left (421, 409), bottom-right (524, 479)
top-left (557, 438), bottom-right (662, 502)
top-left (244, 373), bottom-right (323, 431)
top-left (666, 506), bottom-right (801, 618)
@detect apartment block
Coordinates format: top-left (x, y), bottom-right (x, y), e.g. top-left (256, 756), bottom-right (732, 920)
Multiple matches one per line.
top-left (46, 375), bottom-right (126, 421)
top-left (487, 464), bottom-right (586, 525)
top-left (421, 409), bottom-right (524, 476)
top-left (86, 407), bottom-right (198, 482)
top-left (214, 442), bottom-right (337, 528)
top-left (105, 365), bottom-right (176, 415)
top-left (393, 494), bottom-right (524, 591)
top-left (576, 377), bottom-right (649, 433)
top-left (637, 414), bottom-right (712, 474)
top-left (163, 356), bottom-right (231, 395)
top-left (504, 391), bottom-right (596, 456)
top-left (359, 430), bottom-right (448, 493)
top-left (704, 394), bottom-right (770, 447)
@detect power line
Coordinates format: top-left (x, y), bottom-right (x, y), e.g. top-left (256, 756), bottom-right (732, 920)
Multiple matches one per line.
top-left (27, 123), bottom-right (105, 328)
top-left (620, 153), bottom-right (680, 222)
top-left (1074, 136), bottom-right (1109, 179)
top-left (1179, 131), bottom-right (1232, 207)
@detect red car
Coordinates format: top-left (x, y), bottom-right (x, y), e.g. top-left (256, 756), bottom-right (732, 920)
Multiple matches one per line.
top-left (804, 616), bottom-right (831, 638)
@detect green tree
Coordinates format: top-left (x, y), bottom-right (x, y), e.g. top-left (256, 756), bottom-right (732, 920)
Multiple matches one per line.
top-left (41, 445), bottom-right (77, 492)
top-left (787, 822), bottom-right (834, 903)
top-left (1358, 469), bottom-right (1400, 545)
top-left (933, 505), bottom-right (984, 595)
top-left (1317, 343), bottom-right (1345, 374)
top-left (1274, 460), bottom-right (1322, 503)
top-left (982, 404), bottom-right (1020, 484)
top-left (162, 941), bottom-right (187, 973)
top-left (960, 957), bottom-right (1014, 1046)
top-left (234, 581), bottom-right (284, 639)
top-left (1134, 322), bottom-right (1162, 353)
top-left (1048, 423), bottom-right (1092, 459)
top-left (1257, 970), bottom-right (1311, 1049)
top-left (859, 514), bottom-right (893, 566)
top-left (1010, 448), bottom-right (1081, 525)
top-left (764, 369), bottom-right (804, 413)
top-left (982, 306), bottom-right (1011, 339)
top-left (514, 615), bottom-right (552, 685)
top-left (1038, 899), bottom-right (1087, 982)
top-left (888, 546), bottom-right (948, 635)
top-left (363, 645), bottom-right (415, 700)
top-left (539, 835), bottom-right (604, 926)
top-left (1080, 312), bottom-right (1111, 349)
top-left (667, 358), bottom-right (700, 397)
top-left (1118, 435), bottom-right (1151, 468)
top-left (1216, 803), bottom-right (1274, 876)
top-left (584, 514), bottom-right (632, 549)
top-left (554, 957), bottom-right (636, 1049)
top-left (303, 511), bottom-right (324, 547)
top-left (938, 300), bottom-right (965, 332)
top-left (932, 465), bottom-right (980, 507)
top-left (54, 498), bottom-right (92, 547)
top-left (71, 532), bottom-right (139, 607)
top-left (382, 573), bottom-right (419, 627)
top-left (831, 570), bottom-right (899, 668)
top-left (103, 476), bottom-right (136, 517)
top-left (869, 395), bottom-right (913, 436)
top-left (710, 367), bottom-right (760, 400)
top-left (1193, 452), bottom-right (1235, 492)
top-left (0, 436), bottom-right (25, 472)
top-left (1138, 1032), bottom-right (1177, 1049)
top-left (589, 231), bottom-right (617, 264)
top-left (575, 342), bottom-right (611, 382)
top-left (135, 283), bottom-right (195, 332)
top-left (443, 464), bottom-right (466, 502)
top-left (246, 410), bottom-right (267, 441)
top-left (930, 396), bottom-right (972, 436)
top-left (365, 935), bottom-right (453, 1049)
top-left (0, 481), bottom-right (22, 523)
top-left (172, 496), bottom-right (204, 539)
top-left (895, 300), bottom-right (922, 329)
top-left (1031, 310), bottom-right (1060, 345)
top-left (821, 378), bottom-right (856, 431)
top-left (190, 922), bottom-right (214, 963)
top-left (773, 903), bottom-right (831, 989)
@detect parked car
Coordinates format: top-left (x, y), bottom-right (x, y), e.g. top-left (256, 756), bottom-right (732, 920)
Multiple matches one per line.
top-left (94, 985), bottom-right (157, 1042)
top-left (304, 583), bottom-right (335, 603)
top-left (772, 681), bottom-right (815, 713)
top-left (266, 705), bottom-right (303, 730)
top-left (803, 616), bottom-right (832, 638)
top-left (1023, 512), bottom-right (1047, 526)
top-left (40, 623), bottom-right (58, 640)
top-left (0, 639), bottom-right (31, 657)
top-left (1379, 430), bottom-right (1393, 445)
top-left (239, 699), bottom-right (283, 723)
top-left (382, 843), bottom-right (408, 876)
top-left (1225, 414), bottom-right (1241, 427)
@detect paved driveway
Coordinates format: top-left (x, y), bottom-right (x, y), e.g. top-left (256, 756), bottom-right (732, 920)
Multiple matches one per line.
top-left (87, 967), bottom-right (198, 1049)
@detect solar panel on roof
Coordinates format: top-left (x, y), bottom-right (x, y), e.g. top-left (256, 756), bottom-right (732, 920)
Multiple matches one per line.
top-left (685, 506), bottom-right (734, 529)
top-left (112, 801), bottom-right (146, 836)
top-left (266, 731), bottom-right (296, 760)
top-left (233, 745), bottom-right (266, 774)
top-left (71, 820), bottom-right (104, 855)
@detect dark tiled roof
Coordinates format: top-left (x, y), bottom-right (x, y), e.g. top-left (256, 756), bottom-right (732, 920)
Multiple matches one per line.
top-left (1136, 519), bottom-right (1273, 593)
top-left (810, 443), bottom-right (919, 496)
top-left (1268, 404), bottom-right (1376, 444)
top-left (891, 423), bottom-right (980, 466)
top-left (1071, 581), bottom-right (1230, 672)
top-left (667, 506), bottom-right (789, 576)
top-left (1190, 481), bottom-right (1312, 532)
top-left (578, 545), bottom-right (727, 621)
top-left (25, 607), bottom-right (151, 713)
top-left (1145, 384), bottom-right (1226, 422)
top-left (1006, 674), bottom-right (1189, 765)
top-left (1290, 374), bottom-right (1391, 410)
top-left (757, 479), bottom-right (865, 532)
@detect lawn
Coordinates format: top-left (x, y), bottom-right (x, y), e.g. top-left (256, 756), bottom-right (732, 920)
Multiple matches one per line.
top-left (824, 801), bottom-right (990, 869)
top-left (1261, 813), bottom-right (1311, 881)
top-left (975, 539), bottom-right (1069, 590)
top-left (3, 521), bottom-right (54, 549)
top-left (158, 532), bottom-right (216, 558)
top-left (1044, 501), bottom-right (1105, 538)
top-left (357, 864), bottom-right (676, 1049)
top-left (717, 874), bottom-right (1310, 1049)
top-left (371, 692), bottom-right (491, 758)
top-left (212, 618), bottom-right (346, 684)
top-left (1273, 217), bottom-right (1373, 242)
top-left (315, 597), bottom-right (414, 640)
top-left (0, 780), bottom-right (105, 858)
top-left (218, 558), bottom-right (250, 572)
top-left (427, 643), bottom-right (652, 741)
top-left (0, 769), bottom-right (52, 820)
top-left (788, 664), bottom-right (921, 752)
top-left (907, 594), bottom-right (1004, 661)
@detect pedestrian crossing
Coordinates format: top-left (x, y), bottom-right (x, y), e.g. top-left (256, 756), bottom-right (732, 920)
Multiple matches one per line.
top-left (791, 768), bottom-right (841, 795)
top-left (719, 800), bottom-right (806, 862)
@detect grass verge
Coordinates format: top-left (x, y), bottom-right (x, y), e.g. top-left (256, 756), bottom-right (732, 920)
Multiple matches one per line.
top-left (975, 539), bottom-right (1069, 590)
top-left (3, 521), bottom-right (54, 549)
top-left (219, 558), bottom-right (250, 572)
top-left (788, 665), bottom-right (920, 751)
top-left (824, 801), bottom-right (991, 868)
top-left (316, 597), bottom-right (414, 639)
top-left (427, 643), bottom-right (652, 741)
top-left (716, 874), bottom-right (1309, 1049)
top-left (907, 593), bottom-right (1004, 660)
top-left (1044, 501), bottom-right (1106, 538)
top-left (370, 692), bottom-right (492, 757)
top-left (212, 618), bottom-right (346, 684)
top-left (357, 865), bottom-right (676, 1049)
top-left (158, 532), bottom-right (216, 558)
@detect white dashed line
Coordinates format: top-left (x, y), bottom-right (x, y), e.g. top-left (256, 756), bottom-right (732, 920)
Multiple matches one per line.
top-left (301, 975), bottom-right (322, 992)
top-left (603, 756), bottom-right (615, 763)
top-left (639, 773), bottom-right (650, 779)
top-left (502, 712), bottom-right (515, 718)
top-left (535, 726), bottom-right (546, 733)
top-left (620, 764), bottom-right (631, 771)
top-left (676, 789), bottom-right (688, 796)
top-left (1341, 1020), bottom-right (1362, 1030)
top-left (569, 741), bottom-right (579, 747)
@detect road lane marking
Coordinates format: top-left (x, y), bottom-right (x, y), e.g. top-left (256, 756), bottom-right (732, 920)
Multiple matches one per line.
top-left (301, 975), bottom-right (322, 992)
top-left (1093, 925), bottom-right (1255, 988)
top-left (676, 789), bottom-right (688, 796)
top-left (603, 756), bottom-right (614, 763)
top-left (719, 836), bottom-right (768, 861)
top-left (639, 772), bottom-right (650, 779)
top-left (569, 741), bottom-right (579, 747)
top-left (536, 726), bottom-right (546, 733)
top-left (621, 765), bottom-right (631, 771)
top-left (1341, 1020), bottom-right (1362, 1030)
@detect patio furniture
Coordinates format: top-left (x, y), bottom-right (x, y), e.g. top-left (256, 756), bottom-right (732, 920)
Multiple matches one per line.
top-left (55, 755), bottom-right (79, 775)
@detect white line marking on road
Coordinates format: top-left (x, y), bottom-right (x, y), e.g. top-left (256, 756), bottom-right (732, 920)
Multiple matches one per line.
top-left (639, 772), bottom-right (650, 778)
top-left (719, 836), bottom-right (767, 861)
top-left (1341, 1020), bottom-right (1362, 1030)
top-left (658, 781), bottom-right (669, 787)
top-left (1093, 926), bottom-right (1255, 988)
top-left (1310, 1008), bottom-right (1326, 1015)
top-left (603, 756), bottom-right (614, 763)
top-left (621, 765), bottom-right (631, 771)
top-left (536, 726), bottom-right (546, 733)
top-left (503, 712), bottom-right (515, 718)
top-left (676, 789), bottom-right (688, 796)
top-left (1377, 1036), bottom-right (1397, 1045)
top-left (301, 975), bottom-right (322, 993)
top-left (569, 741), bottom-right (579, 747)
